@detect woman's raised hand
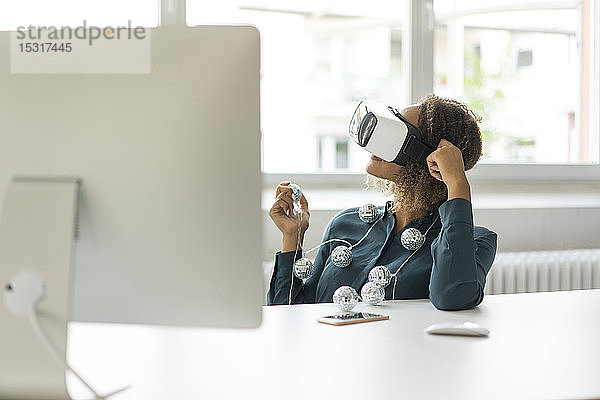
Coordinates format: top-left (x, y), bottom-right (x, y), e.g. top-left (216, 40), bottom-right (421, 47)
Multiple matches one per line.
top-left (268, 181), bottom-right (310, 252)
top-left (426, 138), bottom-right (471, 202)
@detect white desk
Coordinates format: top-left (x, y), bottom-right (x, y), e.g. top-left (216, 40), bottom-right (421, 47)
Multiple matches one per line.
top-left (67, 290), bottom-right (600, 400)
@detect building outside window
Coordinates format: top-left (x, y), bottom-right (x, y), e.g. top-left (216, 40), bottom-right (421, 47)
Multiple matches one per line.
top-left (318, 136), bottom-right (350, 170)
top-left (434, 0), bottom-right (596, 164)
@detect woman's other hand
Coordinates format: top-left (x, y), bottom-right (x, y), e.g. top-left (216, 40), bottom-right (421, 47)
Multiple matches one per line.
top-left (268, 181), bottom-right (310, 252)
top-left (426, 139), bottom-right (471, 202)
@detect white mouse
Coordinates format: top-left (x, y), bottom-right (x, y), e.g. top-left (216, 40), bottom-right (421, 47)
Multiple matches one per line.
top-left (424, 321), bottom-right (489, 337)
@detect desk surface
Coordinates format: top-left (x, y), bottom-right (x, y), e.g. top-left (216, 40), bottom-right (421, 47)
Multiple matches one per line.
top-left (68, 290), bottom-right (600, 400)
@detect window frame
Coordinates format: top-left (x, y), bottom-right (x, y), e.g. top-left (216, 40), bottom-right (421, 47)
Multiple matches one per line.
top-left (262, 0), bottom-right (600, 187)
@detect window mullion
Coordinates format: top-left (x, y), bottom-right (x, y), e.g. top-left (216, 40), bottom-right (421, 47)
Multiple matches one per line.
top-left (409, 0), bottom-right (434, 103)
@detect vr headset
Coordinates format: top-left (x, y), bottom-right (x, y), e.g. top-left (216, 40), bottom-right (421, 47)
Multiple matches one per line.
top-left (349, 100), bottom-right (434, 165)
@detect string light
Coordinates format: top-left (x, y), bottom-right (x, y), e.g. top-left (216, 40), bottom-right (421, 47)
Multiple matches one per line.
top-left (282, 183), bottom-right (438, 309)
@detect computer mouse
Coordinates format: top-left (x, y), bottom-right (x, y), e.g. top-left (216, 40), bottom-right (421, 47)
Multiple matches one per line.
top-left (424, 321), bottom-right (489, 337)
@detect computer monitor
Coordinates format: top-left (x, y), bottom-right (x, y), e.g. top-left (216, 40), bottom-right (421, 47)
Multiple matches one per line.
top-left (0, 25), bottom-right (263, 396)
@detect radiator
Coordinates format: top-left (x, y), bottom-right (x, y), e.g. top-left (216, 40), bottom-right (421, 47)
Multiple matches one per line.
top-left (485, 249), bottom-right (600, 295)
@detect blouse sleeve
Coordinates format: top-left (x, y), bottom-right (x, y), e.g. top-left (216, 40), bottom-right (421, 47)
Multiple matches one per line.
top-left (267, 221), bottom-right (333, 305)
top-left (428, 197), bottom-right (498, 311)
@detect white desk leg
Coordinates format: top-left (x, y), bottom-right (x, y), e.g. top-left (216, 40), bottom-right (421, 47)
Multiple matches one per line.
top-left (0, 177), bottom-right (79, 400)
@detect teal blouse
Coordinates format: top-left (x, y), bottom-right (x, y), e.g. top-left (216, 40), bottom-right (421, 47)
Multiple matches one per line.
top-left (268, 198), bottom-right (498, 311)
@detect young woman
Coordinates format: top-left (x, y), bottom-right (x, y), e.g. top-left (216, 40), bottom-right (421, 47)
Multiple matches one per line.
top-left (267, 94), bottom-right (497, 311)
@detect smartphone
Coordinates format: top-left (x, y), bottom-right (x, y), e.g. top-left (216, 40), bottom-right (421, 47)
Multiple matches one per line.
top-left (317, 311), bottom-right (389, 326)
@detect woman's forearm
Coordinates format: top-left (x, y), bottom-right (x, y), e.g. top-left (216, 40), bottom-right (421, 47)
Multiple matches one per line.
top-left (428, 198), bottom-right (496, 310)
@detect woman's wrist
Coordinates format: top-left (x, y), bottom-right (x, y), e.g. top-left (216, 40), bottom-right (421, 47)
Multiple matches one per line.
top-left (282, 233), bottom-right (304, 253)
top-left (445, 174), bottom-right (471, 202)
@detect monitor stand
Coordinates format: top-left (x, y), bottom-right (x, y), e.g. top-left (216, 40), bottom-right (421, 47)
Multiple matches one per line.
top-left (0, 177), bottom-right (79, 400)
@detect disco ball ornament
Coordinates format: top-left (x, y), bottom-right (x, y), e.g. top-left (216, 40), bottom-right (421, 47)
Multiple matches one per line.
top-left (360, 281), bottom-right (385, 305)
top-left (358, 203), bottom-right (380, 224)
top-left (400, 227), bottom-right (425, 251)
top-left (331, 245), bottom-right (352, 268)
top-left (293, 258), bottom-right (314, 280)
top-left (288, 183), bottom-right (302, 203)
top-left (333, 286), bottom-right (359, 311)
top-left (368, 266), bottom-right (392, 288)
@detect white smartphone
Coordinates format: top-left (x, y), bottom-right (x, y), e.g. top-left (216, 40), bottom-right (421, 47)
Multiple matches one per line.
top-left (317, 311), bottom-right (389, 326)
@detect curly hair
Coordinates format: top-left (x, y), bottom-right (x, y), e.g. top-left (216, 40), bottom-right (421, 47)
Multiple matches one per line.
top-left (367, 94), bottom-right (483, 214)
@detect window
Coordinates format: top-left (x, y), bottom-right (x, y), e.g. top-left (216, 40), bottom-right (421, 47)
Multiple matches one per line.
top-left (189, 0), bottom-right (599, 176)
top-left (434, 0), bottom-right (599, 164)
top-left (318, 136), bottom-right (351, 170)
top-left (516, 49), bottom-right (533, 68)
top-left (336, 140), bottom-right (349, 169)
top-left (187, 0), bottom-right (411, 173)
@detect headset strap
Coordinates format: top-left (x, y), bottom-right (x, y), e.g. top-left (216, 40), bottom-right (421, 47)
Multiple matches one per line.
top-left (402, 134), bottom-right (435, 163)
top-left (388, 106), bottom-right (435, 164)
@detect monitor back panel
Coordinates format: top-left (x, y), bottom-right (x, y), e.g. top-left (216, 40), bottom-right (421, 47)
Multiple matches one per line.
top-left (0, 26), bottom-right (263, 328)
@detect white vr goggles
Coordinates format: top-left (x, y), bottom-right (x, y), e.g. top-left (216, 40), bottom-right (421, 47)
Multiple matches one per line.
top-left (349, 100), bottom-right (434, 166)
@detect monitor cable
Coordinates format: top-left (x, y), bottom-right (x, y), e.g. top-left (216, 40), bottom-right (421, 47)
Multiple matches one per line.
top-left (4, 271), bottom-right (130, 400)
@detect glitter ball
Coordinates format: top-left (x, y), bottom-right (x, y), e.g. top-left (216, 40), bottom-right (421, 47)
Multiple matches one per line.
top-left (333, 286), bottom-right (359, 311)
top-left (331, 245), bottom-right (352, 268)
top-left (368, 266), bottom-right (392, 288)
top-left (288, 183), bottom-right (302, 203)
top-left (400, 227), bottom-right (425, 251)
top-left (360, 281), bottom-right (385, 305)
top-left (358, 203), bottom-right (380, 223)
top-left (294, 258), bottom-right (314, 280)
